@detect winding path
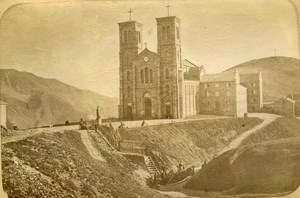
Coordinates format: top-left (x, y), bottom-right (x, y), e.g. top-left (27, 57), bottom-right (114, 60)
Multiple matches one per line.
top-left (219, 113), bottom-right (280, 155)
top-left (79, 130), bottom-right (106, 162)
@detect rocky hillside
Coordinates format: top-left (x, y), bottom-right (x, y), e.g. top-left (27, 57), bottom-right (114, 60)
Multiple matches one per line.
top-left (120, 118), bottom-right (262, 167)
top-left (225, 56), bottom-right (300, 102)
top-left (2, 130), bottom-right (165, 198)
top-left (0, 69), bottom-right (118, 128)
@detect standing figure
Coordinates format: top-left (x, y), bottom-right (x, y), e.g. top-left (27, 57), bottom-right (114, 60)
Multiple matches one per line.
top-left (96, 106), bottom-right (102, 125)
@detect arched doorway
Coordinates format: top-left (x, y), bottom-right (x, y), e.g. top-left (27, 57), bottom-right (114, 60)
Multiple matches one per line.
top-left (165, 101), bottom-right (172, 118)
top-left (144, 93), bottom-right (152, 118)
top-left (127, 103), bottom-right (133, 120)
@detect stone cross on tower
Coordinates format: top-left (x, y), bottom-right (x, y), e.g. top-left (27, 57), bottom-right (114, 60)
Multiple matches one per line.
top-left (128, 8), bottom-right (133, 21)
top-left (166, 3), bottom-right (171, 16)
top-left (144, 42), bottom-right (147, 49)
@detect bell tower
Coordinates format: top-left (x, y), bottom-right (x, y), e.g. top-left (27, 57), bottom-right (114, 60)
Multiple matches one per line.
top-left (118, 12), bottom-right (143, 119)
top-left (156, 15), bottom-right (183, 118)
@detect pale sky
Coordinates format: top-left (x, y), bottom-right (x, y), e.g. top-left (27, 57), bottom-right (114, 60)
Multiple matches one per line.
top-left (0, 0), bottom-right (299, 97)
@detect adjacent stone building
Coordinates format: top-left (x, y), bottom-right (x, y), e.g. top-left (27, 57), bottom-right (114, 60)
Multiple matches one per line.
top-left (198, 70), bottom-right (248, 117)
top-left (239, 71), bottom-right (263, 112)
top-left (118, 15), bottom-right (262, 120)
top-left (274, 97), bottom-right (295, 117)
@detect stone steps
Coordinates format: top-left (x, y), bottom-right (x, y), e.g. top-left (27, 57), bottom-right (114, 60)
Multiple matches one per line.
top-left (144, 156), bottom-right (159, 177)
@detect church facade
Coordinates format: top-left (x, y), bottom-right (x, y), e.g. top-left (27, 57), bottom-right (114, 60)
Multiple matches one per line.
top-left (118, 15), bottom-right (263, 120)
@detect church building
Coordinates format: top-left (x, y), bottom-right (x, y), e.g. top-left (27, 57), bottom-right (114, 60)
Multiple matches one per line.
top-left (118, 13), bottom-right (262, 120)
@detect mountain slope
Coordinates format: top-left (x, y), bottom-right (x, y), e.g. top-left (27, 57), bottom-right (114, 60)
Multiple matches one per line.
top-left (0, 69), bottom-right (118, 128)
top-left (225, 56), bottom-right (300, 102)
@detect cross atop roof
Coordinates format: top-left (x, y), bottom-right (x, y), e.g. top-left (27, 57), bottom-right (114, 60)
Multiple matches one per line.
top-left (128, 8), bottom-right (133, 21)
top-left (166, 3), bottom-right (171, 16)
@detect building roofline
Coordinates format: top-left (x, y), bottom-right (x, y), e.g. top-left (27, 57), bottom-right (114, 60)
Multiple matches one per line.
top-left (156, 16), bottom-right (181, 22)
top-left (118, 20), bottom-right (143, 26)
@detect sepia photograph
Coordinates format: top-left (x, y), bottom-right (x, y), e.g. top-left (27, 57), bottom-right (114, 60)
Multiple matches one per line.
top-left (0, 0), bottom-right (300, 197)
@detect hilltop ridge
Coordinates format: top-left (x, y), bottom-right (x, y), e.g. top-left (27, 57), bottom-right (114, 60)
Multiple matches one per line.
top-left (0, 69), bottom-right (118, 128)
top-left (224, 56), bottom-right (300, 102)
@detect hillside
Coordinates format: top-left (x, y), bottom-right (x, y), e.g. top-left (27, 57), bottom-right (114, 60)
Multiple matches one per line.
top-left (185, 137), bottom-right (300, 196)
top-left (241, 117), bottom-right (300, 146)
top-left (120, 118), bottom-right (262, 166)
top-left (225, 56), bottom-right (300, 102)
top-left (0, 69), bottom-right (118, 128)
top-left (2, 130), bottom-right (165, 198)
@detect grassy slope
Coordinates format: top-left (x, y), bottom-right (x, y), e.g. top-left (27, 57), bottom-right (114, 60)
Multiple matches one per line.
top-left (225, 56), bottom-right (300, 102)
top-left (120, 118), bottom-right (262, 166)
top-left (241, 118), bottom-right (300, 146)
top-left (0, 69), bottom-right (118, 128)
top-left (2, 131), bottom-right (165, 198)
top-left (185, 137), bottom-right (300, 195)
top-left (185, 118), bottom-right (300, 195)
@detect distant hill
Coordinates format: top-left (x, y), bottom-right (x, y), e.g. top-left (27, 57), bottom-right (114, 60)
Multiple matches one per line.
top-left (225, 56), bottom-right (300, 102)
top-left (0, 69), bottom-right (118, 128)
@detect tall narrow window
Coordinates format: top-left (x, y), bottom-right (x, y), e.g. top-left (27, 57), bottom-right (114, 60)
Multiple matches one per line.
top-left (165, 68), bottom-right (169, 79)
top-left (145, 67), bottom-right (149, 83)
top-left (124, 31), bottom-right (128, 43)
top-left (122, 31), bottom-right (125, 43)
top-left (128, 30), bottom-right (131, 42)
top-left (127, 86), bottom-right (131, 97)
top-left (167, 26), bottom-right (170, 39)
top-left (140, 69), bottom-right (144, 84)
top-left (176, 27), bottom-right (180, 39)
top-left (166, 85), bottom-right (169, 95)
top-left (150, 69), bottom-right (153, 83)
top-left (162, 26), bottom-right (166, 40)
top-left (127, 71), bottom-right (130, 81)
top-left (138, 31), bottom-right (141, 43)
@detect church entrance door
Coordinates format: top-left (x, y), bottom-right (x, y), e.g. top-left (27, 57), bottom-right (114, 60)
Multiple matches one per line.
top-left (127, 105), bottom-right (133, 120)
top-left (166, 104), bottom-right (171, 118)
top-left (144, 98), bottom-right (152, 118)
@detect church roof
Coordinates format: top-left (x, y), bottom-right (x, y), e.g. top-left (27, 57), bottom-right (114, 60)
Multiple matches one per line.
top-left (182, 59), bottom-right (198, 68)
top-left (182, 59), bottom-right (204, 81)
top-left (201, 72), bottom-right (236, 82)
top-left (133, 48), bottom-right (160, 63)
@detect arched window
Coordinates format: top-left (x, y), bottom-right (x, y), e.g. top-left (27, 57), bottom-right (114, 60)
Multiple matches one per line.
top-left (136, 31), bottom-right (141, 43)
top-left (127, 86), bottom-right (131, 97)
top-left (145, 67), bottom-right (149, 83)
top-left (166, 84), bottom-right (169, 95)
top-left (124, 31), bottom-right (128, 43)
top-left (127, 71), bottom-right (131, 81)
top-left (167, 26), bottom-right (170, 39)
top-left (127, 30), bottom-right (131, 43)
top-left (150, 69), bottom-right (153, 83)
top-left (165, 68), bottom-right (169, 79)
top-left (162, 26), bottom-right (166, 40)
top-left (124, 54), bottom-right (129, 65)
top-left (140, 69), bottom-right (144, 84)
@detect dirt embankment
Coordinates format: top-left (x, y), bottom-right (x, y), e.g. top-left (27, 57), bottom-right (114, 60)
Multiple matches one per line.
top-left (120, 118), bottom-right (262, 166)
top-left (185, 118), bottom-right (300, 196)
top-left (2, 131), bottom-right (166, 198)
